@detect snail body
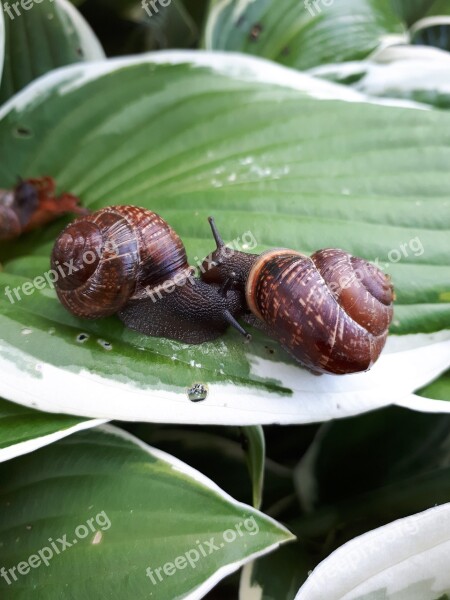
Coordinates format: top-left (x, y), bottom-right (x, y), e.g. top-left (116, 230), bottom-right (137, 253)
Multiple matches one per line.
top-left (51, 206), bottom-right (249, 343)
top-left (0, 177), bottom-right (85, 241)
top-left (201, 220), bottom-right (394, 375)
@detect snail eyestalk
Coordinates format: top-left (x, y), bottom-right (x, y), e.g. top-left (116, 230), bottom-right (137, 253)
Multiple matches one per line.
top-left (208, 216), bottom-right (225, 249)
top-left (223, 310), bottom-right (252, 341)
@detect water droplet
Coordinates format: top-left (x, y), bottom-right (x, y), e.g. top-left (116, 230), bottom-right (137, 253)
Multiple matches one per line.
top-left (341, 188), bottom-right (351, 195)
top-left (187, 383), bottom-right (208, 402)
top-left (227, 173), bottom-right (237, 182)
top-left (240, 156), bottom-right (254, 165)
top-left (21, 328), bottom-right (32, 335)
top-left (76, 333), bottom-right (89, 344)
top-left (48, 327), bottom-right (55, 335)
top-left (98, 339), bottom-right (112, 351)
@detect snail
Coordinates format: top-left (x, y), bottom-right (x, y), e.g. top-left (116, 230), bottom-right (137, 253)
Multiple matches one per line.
top-left (200, 218), bottom-right (394, 375)
top-left (51, 206), bottom-right (251, 344)
top-left (0, 177), bottom-right (86, 241)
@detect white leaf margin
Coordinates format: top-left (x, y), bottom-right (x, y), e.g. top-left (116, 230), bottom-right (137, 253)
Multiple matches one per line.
top-left (97, 424), bottom-right (295, 600)
top-left (309, 44), bottom-right (450, 103)
top-left (0, 416), bottom-right (107, 464)
top-left (295, 503), bottom-right (450, 600)
top-left (0, 48), bottom-right (425, 120)
top-left (0, 331), bottom-right (448, 425)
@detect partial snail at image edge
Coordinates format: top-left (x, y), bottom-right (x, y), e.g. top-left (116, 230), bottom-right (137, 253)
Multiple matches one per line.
top-left (50, 205), bottom-right (395, 376)
top-left (0, 177), bottom-right (87, 241)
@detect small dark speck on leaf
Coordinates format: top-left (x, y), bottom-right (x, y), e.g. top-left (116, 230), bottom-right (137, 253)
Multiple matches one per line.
top-left (235, 15), bottom-right (246, 27)
top-left (249, 23), bottom-right (263, 42)
top-left (76, 47), bottom-right (84, 57)
top-left (281, 46), bottom-right (290, 56)
top-left (14, 127), bottom-right (32, 139)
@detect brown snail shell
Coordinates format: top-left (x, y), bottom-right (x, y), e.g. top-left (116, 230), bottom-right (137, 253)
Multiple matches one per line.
top-left (245, 248), bottom-right (394, 374)
top-left (51, 206), bottom-right (188, 319)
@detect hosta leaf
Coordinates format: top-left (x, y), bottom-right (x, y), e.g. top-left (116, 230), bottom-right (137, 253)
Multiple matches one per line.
top-left (0, 397), bottom-right (105, 463)
top-left (240, 426), bottom-right (265, 509)
top-left (0, 2), bottom-right (4, 85)
top-left (295, 503), bottom-right (450, 600)
top-left (203, 0), bottom-right (405, 70)
top-left (0, 424), bottom-right (294, 600)
top-left (0, 52), bottom-right (449, 425)
top-left (295, 406), bottom-right (450, 512)
top-left (417, 368), bottom-right (450, 401)
top-left (0, 0), bottom-right (104, 104)
top-left (310, 45), bottom-right (450, 109)
top-left (389, 0), bottom-right (436, 26)
top-left (240, 541), bottom-right (313, 600)
top-left (410, 16), bottom-right (450, 51)
top-left (127, 424), bottom-right (293, 508)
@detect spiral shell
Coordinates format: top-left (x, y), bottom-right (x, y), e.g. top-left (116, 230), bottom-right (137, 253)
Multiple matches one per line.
top-left (245, 248), bottom-right (394, 374)
top-left (51, 206), bottom-right (188, 319)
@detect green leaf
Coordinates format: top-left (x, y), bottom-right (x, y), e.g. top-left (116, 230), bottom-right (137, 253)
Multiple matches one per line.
top-left (295, 504), bottom-right (450, 599)
top-left (295, 406), bottom-right (450, 512)
top-left (0, 52), bottom-right (449, 424)
top-left (203, 0), bottom-right (405, 70)
top-left (428, 0), bottom-right (450, 15)
top-left (127, 424), bottom-right (293, 508)
top-left (390, 0), bottom-right (436, 26)
top-left (240, 426), bottom-right (265, 509)
top-left (0, 0), bottom-right (104, 104)
top-left (418, 369), bottom-right (450, 401)
top-left (0, 425), bottom-right (294, 599)
top-left (241, 540), bottom-right (314, 600)
top-left (0, 1), bottom-right (4, 85)
top-left (410, 16), bottom-right (450, 51)
top-left (136, 0), bottom-right (199, 49)
top-left (0, 397), bottom-right (105, 462)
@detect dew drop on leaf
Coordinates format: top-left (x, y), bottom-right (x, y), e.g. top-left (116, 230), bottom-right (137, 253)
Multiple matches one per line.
top-left (187, 383), bottom-right (208, 403)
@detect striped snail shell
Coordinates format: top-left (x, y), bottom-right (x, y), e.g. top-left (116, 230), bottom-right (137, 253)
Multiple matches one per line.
top-left (245, 248), bottom-right (394, 374)
top-left (51, 206), bottom-right (189, 319)
top-left (200, 218), bottom-right (394, 375)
